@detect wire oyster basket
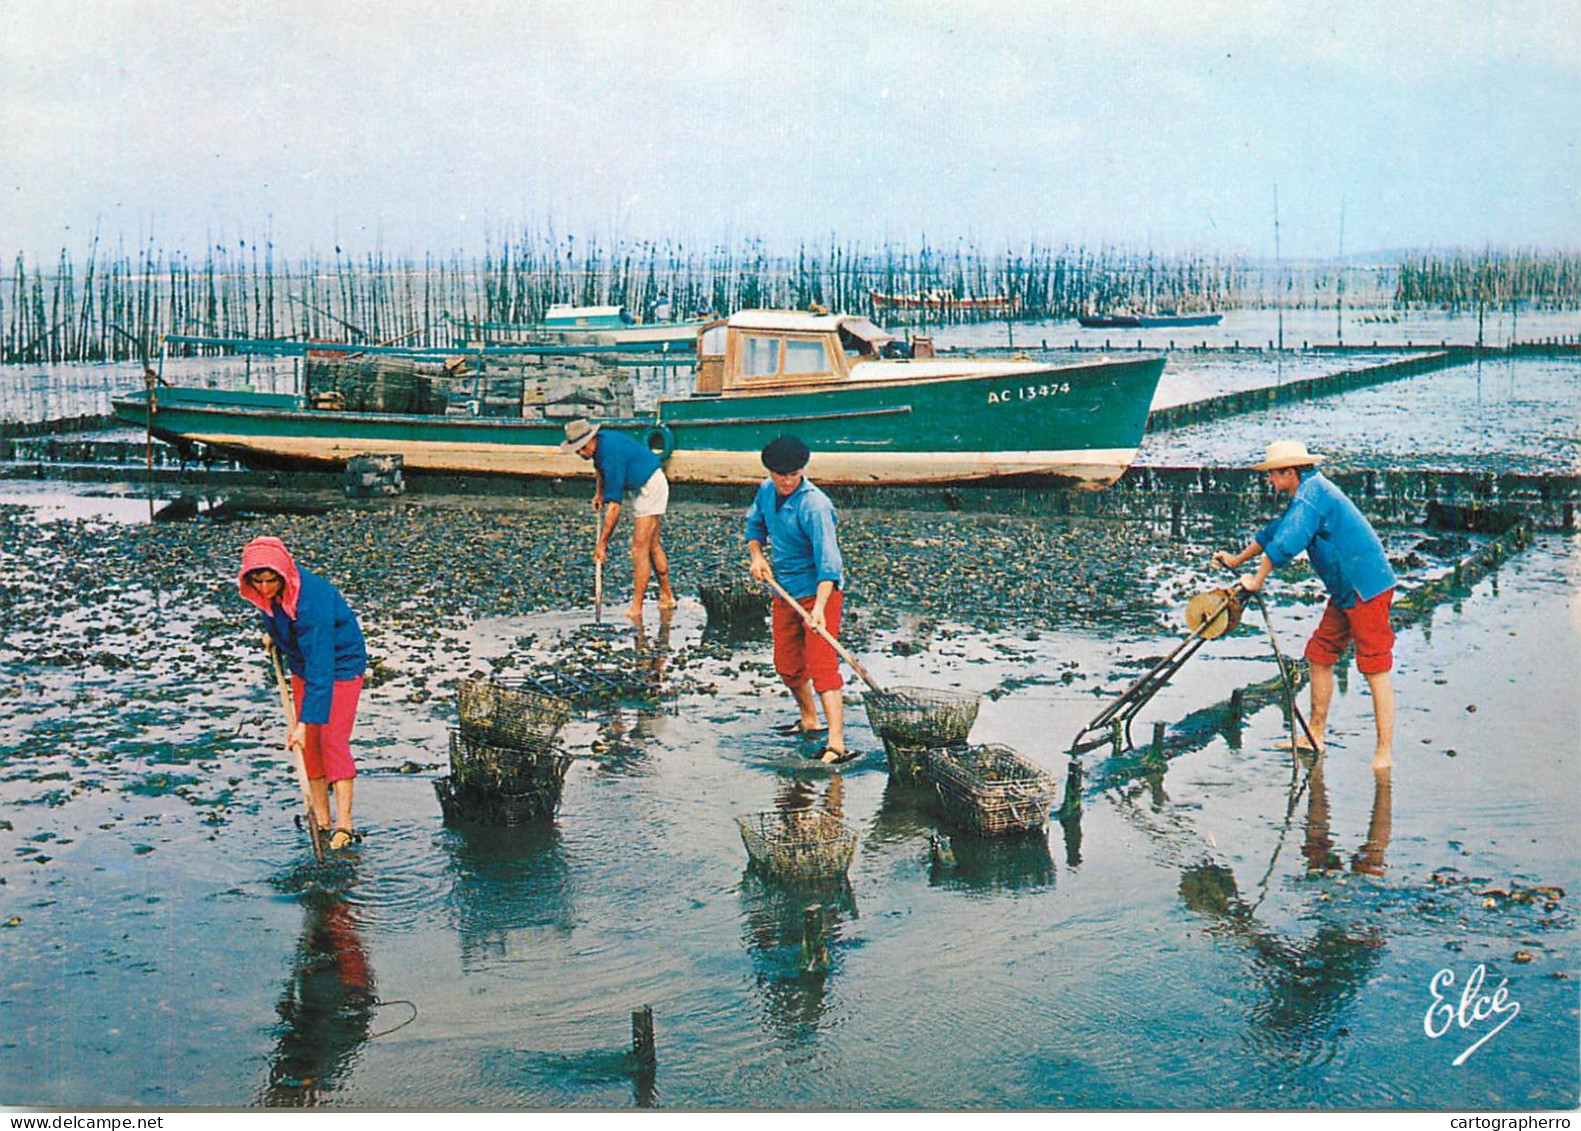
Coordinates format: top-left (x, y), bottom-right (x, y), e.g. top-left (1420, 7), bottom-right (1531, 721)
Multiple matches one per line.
top-left (881, 736), bottom-right (934, 786)
top-left (698, 581), bottom-right (770, 629)
top-left (923, 744), bottom-right (1058, 837)
top-left (448, 728), bottom-right (572, 794)
top-left (433, 773), bottom-right (567, 827)
top-left (736, 808), bottom-right (859, 881)
top-left (456, 677), bottom-right (572, 749)
top-left (865, 685), bottom-right (980, 748)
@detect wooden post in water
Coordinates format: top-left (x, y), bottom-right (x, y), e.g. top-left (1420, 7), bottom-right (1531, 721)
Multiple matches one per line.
top-left (631, 1005), bottom-right (656, 1068)
top-left (802, 904), bottom-right (829, 974)
top-left (1110, 719), bottom-right (1124, 756)
top-left (1149, 720), bottom-right (1167, 764)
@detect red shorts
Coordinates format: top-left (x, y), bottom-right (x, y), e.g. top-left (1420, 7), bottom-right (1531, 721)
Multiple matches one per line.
top-left (1305, 588), bottom-right (1395, 674)
top-left (772, 588), bottom-right (845, 693)
top-left (291, 674), bottom-right (363, 782)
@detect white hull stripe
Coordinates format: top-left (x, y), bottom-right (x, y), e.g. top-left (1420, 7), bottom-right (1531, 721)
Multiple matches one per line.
top-left (185, 432), bottom-right (1138, 487)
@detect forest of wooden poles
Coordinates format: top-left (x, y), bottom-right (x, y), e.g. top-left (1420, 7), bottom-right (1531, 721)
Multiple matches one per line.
top-left (1, 232), bottom-right (1576, 363)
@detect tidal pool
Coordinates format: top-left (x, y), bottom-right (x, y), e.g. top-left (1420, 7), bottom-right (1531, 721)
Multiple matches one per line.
top-left (0, 489), bottom-right (1574, 1110)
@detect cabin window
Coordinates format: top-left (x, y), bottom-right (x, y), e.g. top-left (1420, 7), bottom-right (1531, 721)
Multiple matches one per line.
top-left (783, 339), bottom-right (829, 375)
top-left (742, 335), bottom-right (780, 377)
top-left (699, 325), bottom-right (728, 357)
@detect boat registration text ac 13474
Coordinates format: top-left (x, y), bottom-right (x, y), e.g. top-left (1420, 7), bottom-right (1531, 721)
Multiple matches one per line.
top-left (988, 382), bottom-right (1072, 405)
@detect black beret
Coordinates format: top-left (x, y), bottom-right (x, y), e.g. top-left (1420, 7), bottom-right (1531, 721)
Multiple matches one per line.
top-left (760, 435), bottom-right (810, 474)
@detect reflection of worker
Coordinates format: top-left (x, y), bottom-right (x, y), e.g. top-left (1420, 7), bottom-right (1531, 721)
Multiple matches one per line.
top-left (1213, 441), bottom-right (1398, 769)
top-left (261, 893), bottom-right (375, 1106)
top-left (1302, 758), bottom-right (1393, 876)
top-left (563, 418), bottom-right (677, 621)
top-left (746, 436), bottom-right (852, 763)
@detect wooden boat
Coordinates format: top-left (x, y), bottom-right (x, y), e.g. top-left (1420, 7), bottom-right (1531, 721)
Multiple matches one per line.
top-left (869, 290), bottom-right (1016, 314)
top-left (1078, 311), bottom-right (1223, 329)
top-left (113, 310), bottom-right (1165, 489)
top-left (455, 304), bottom-right (708, 351)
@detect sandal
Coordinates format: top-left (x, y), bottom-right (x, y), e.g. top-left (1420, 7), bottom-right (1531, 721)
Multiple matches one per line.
top-left (815, 746), bottom-right (859, 766)
top-left (771, 721), bottom-right (828, 737)
top-left (328, 828), bottom-right (356, 851)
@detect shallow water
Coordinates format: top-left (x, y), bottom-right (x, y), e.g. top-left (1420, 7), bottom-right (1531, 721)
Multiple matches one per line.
top-left (1, 331), bottom-right (1577, 1110)
top-left (0, 499), bottom-right (1575, 1109)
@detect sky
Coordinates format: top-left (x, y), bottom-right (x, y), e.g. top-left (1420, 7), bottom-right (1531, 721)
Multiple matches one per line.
top-left (2, 0), bottom-right (1577, 261)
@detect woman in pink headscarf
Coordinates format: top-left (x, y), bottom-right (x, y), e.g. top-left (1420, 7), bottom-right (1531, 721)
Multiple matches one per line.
top-left (238, 537), bottom-right (368, 849)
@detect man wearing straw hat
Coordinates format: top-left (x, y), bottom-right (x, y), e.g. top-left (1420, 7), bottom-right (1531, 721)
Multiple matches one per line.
top-left (563, 418), bottom-right (678, 620)
top-left (1212, 441), bottom-right (1398, 770)
top-left (746, 435), bottom-right (854, 764)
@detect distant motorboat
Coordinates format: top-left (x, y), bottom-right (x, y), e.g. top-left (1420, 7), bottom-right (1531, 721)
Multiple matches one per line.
top-left (869, 289), bottom-right (1017, 314)
top-left (456, 304), bottom-right (710, 351)
top-left (1077, 310), bottom-right (1223, 329)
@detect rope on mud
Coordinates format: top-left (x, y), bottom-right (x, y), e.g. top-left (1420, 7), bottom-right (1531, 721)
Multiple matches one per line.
top-left (367, 998), bottom-right (419, 1039)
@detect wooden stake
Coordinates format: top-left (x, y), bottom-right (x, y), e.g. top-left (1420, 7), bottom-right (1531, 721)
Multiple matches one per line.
top-left (631, 1005), bottom-right (656, 1067)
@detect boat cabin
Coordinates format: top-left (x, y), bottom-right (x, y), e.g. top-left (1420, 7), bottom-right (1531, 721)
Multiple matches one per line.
top-left (693, 310), bottom-right (916, 395)
top-left (542, 304), bottom-right (637, 329)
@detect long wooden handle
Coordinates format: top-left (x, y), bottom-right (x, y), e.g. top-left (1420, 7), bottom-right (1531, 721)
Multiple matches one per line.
top-left (271, 648), bottom-right (324, 860)
top-left (593, 505), bottom-right (605, 622)
top-left (760, 573), bottom-right (885, 694)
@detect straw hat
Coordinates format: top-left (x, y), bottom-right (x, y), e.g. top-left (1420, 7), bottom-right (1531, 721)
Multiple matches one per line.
top-left (560, 418), bottom-right (602, 451)
top-left (1252, 440), bottom-right (1324, 471)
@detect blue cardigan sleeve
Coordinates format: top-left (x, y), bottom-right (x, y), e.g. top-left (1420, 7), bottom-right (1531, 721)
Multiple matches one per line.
top-left (1259, 498), bottom-right (1320, 568)
top-left (744, 485), bottom-right (769, 545)
top-left (293, 585), bottom-right (337, 725)
top-left (805, 500), bottom-right (843, 586)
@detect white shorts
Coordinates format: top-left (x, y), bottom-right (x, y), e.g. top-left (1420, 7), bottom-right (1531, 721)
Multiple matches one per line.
top-left (625, 469), bottom-right (669, 518)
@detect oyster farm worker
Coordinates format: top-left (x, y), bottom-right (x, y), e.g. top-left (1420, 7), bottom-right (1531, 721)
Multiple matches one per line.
top-left (239, 537), bottom-right (368, 849)
top-left (746, 435), bottom-right (855, 764)
top-left (563, 418), bottom-right (678, 620)
top-left (1212, 441), bottom-right (1398, 770)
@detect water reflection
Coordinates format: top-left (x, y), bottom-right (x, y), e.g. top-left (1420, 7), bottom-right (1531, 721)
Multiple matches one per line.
top-left (1303, 761), bottom-right (1393, 877)
top-left (1178, 762), bottom-right (1395, 1060)
top-left (258, 890), bottom-right (375, 1107)
top-left (440, 822), bottom-right (575, 973)
top-left (929, 830), bottom-right (1056, 894)
top-left (738, 773), bottom-right (857, 1042)
top-left (591, 610), bottom-right (678, 771)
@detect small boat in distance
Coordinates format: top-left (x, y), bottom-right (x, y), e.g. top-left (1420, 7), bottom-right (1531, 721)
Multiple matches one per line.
top-left (869, 289), bottom-right (1017, 314)
top-left (1077, 310), bottom-right (1223, 329)
top-left (454, 304), bottom-right (709, 351)
top-left (113, 309), bottom-right (1164, 489)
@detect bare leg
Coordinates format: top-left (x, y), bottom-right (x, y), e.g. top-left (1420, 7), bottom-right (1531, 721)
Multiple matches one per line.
top-left (627, 517), bottom-right (656, 619)
top-left (308, 777), bottom-right (331, 828)
top-left (1364, 670), bottom-right (1395, 769)
top-left (818, 688), bottom-right (846, 759)
top-left (650, 520), bottom-right (677, 609)
top-left (332, 778), bottom-right (355, 832)
top-left (1304, 661), bottom-right (1335, 752)
top-left (787, 677), bottom-right (821, 731)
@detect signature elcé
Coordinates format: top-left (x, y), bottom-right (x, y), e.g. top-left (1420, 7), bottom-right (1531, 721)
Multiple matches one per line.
top-left (1424, 964), bottom-right (1521, 1065)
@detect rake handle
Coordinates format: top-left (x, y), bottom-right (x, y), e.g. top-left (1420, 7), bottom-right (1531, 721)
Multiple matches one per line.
top-left (760, 572), bottom-right (885, 695)
top-left (270, 646), bottom-right (324, 862)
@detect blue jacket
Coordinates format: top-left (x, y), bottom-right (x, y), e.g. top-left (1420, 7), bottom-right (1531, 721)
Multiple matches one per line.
top-left (594, 429), bottom-right (661, 504)
top-left (260, 566), bottom-right (368, 725)
top-left (1257, 470), bottom-right (1396, 608)
top-left (745, 477), bottom-right (843, 600)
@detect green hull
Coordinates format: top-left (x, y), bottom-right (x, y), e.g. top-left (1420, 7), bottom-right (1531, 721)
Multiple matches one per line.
top-left (112, 353), bottom-right (1164, 488)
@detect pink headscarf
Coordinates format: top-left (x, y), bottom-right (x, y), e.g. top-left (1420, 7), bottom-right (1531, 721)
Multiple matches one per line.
top-left (237, 536), bottom-right (303, 619)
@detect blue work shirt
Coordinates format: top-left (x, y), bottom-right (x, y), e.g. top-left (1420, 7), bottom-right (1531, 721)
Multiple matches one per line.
top-left (745, 477), bottom-right (844, 601)
top-left (1257, 470), bottom-right (1396, 608)
top-left (594, 429), bottom-right (661, 504)
top-left (261, 567), bottom-right (368, 725)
